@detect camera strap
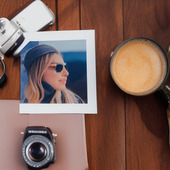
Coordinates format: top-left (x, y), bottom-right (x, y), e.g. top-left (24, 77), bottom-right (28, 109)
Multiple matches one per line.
top-left (0, 52), bottom-right (7, 87)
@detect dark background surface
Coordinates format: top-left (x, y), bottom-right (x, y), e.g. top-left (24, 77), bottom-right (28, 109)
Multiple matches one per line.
top-left (0, 0), bottom-right (170, 169)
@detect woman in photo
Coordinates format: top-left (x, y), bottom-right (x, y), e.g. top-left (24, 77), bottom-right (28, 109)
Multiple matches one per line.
top-left (23, 44), bottom-right (84, 103)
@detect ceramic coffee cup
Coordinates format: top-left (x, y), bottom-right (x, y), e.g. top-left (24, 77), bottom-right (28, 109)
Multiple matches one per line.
top-left (110, 37), bottom-right (169, 96)
top-left (110, 37), bottom-right (170, 145)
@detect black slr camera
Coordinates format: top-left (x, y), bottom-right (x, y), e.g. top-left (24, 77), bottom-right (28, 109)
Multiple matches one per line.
top-left (22, 126), bottom-right (56, 169)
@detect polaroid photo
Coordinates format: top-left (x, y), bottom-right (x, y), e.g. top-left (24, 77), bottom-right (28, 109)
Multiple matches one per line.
top-left (20, 30), bottom-right (97, 114)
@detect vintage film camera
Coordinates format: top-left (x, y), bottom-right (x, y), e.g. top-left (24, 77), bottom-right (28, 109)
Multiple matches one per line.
top-left (0, 0), bottom-right (55, 86)
top-left (22, 126), bottom-right (56, 169)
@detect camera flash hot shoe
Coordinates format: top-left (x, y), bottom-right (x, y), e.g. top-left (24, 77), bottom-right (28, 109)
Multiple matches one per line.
top-left (21, 131), bottom-right (58, 137)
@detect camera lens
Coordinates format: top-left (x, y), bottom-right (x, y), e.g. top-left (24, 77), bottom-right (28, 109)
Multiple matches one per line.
top-left (0, 18), bottom-right (24, 56)
top-left (28, 142), bottom-right (47, 162)
top-left (22, 134), bottom-right (55, 169)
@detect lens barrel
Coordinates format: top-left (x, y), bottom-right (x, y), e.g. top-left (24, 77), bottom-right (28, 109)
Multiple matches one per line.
top-left (22, 126), bottom-right (56, 169)
top-left (5, 34), bottom-right (24, 57)
top-left (0, 18), bottom-right (24, 56)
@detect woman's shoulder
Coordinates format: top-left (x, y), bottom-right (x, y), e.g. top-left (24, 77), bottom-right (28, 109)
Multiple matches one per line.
top-left (23, 98), bottom-right (28, 103)
top-left (63, 89), bottom-right (84, 103)
top-left (75, 94), bottom-right (83, 103)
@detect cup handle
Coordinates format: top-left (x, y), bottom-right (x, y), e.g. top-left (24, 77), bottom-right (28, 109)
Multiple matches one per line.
top-left (167, 104), bottom-right (170, 145)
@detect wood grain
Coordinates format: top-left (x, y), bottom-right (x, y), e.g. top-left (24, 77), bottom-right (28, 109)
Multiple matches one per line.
top-left (0, 0), bottom-right (170, 170)
top-left (57, 0), bottom-right (80, 30)
top-left (81, 0), bottom-right (125, 169)
top-left (124, 0), bottom-right (170, 169)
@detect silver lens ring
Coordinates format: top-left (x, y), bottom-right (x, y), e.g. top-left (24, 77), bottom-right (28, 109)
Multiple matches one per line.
top-left (22, 135), bottom-right (54, 169)
top-left (0, 58), bottom-right (6, 87)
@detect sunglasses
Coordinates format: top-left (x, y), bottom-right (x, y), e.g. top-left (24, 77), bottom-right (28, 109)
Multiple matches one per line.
top-left (50, 63), bottom-right (68, 73)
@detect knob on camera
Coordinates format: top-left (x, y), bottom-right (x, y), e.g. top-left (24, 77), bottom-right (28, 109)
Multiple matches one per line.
top-left (22, 126), bottom-right (56, 170)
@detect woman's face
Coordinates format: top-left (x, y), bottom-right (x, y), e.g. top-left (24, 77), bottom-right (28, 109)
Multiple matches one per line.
top-left (42, 53), bottom-right (69, 91)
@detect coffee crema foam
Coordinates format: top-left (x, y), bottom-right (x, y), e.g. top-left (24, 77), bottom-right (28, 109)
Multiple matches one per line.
top-left (110, 39), bottom-right (167, 95)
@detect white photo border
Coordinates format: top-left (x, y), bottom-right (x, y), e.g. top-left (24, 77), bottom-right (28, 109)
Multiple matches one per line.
top-left (20, 30), bottom-right (97, 114)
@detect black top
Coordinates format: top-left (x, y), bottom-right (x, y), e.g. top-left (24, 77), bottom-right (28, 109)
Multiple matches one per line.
top-left (24, 81), bottom-right (83, 103)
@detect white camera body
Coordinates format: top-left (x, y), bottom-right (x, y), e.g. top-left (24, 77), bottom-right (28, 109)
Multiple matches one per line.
top-left (11, 0), bottom-right (55, 32)
top-left (0, 0), bottom-right (55, 57)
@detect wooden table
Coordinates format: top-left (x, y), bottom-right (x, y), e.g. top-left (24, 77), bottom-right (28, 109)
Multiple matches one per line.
top-left (0, 0), bottom-right (170, 169)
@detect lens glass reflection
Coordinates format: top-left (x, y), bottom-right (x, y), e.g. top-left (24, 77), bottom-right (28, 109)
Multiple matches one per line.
top-left (28, 142), bottom-right (47, 162)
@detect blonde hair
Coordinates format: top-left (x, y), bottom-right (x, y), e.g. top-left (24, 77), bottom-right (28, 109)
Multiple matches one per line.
top-left (24, 53), bottom-right (83, 103)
